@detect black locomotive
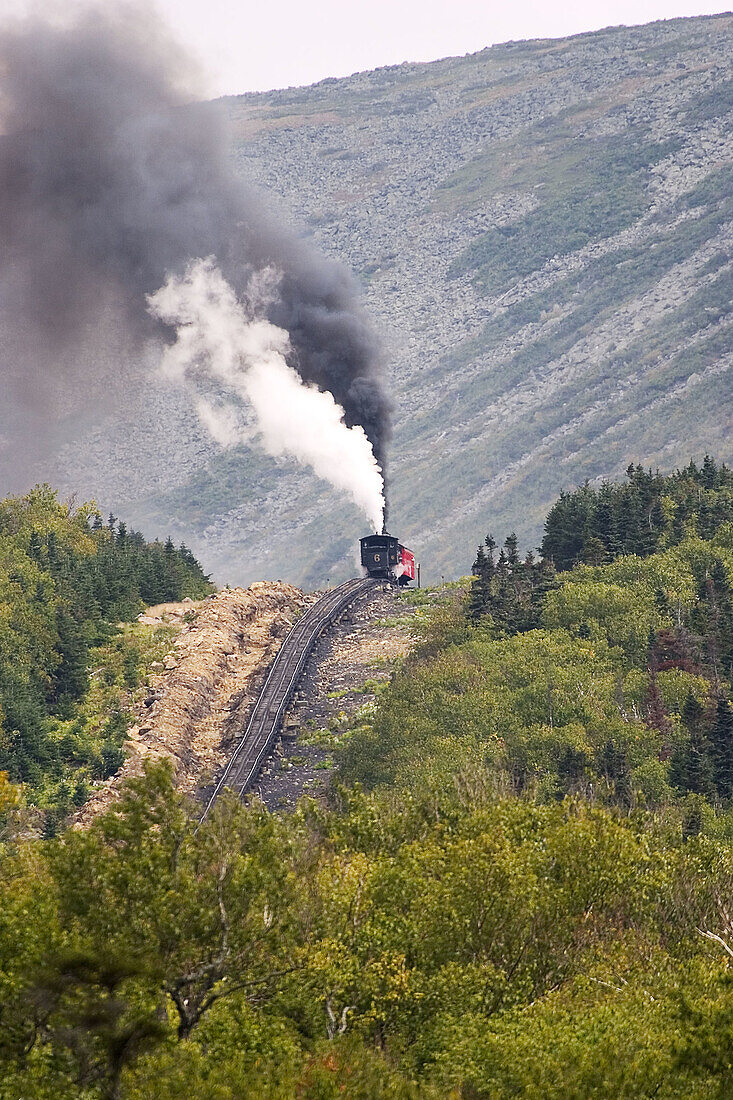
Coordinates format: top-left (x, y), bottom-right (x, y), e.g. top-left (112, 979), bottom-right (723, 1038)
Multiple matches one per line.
top-left (360, 533), bottom-right (415, 585)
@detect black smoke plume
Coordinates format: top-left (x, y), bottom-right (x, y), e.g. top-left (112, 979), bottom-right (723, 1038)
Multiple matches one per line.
top-left (0, 5), bottom-right (391, 478)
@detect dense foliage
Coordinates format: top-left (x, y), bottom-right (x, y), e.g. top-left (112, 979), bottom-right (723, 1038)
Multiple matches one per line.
top-left (0, 486), bottom-right (212, 818)
top-left (469, 532), bottom-right (557, 628)
top-left (542, 456), bottom-right (733, 569)
top-left (346, 460), bottom-right (733, 814)
top-left (6, 465), bottom-right (733, 1096)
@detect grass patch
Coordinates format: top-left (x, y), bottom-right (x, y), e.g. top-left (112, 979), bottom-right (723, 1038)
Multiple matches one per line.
top-left (313, 758), bottom-right (335, 771)
top-left (353, 678), bottom-right (389, 696)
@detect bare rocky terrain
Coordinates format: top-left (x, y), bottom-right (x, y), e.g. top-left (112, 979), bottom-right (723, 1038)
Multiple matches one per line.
top-left (53, 14), bottom-right (733, 585)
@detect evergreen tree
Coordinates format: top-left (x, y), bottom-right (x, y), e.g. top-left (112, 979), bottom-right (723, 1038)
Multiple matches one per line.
top-left (702, 453), bottom-right (719, 488)
top-left (50, 607), bottom-right (89, 710)
top-left (711, 697), bottom-right (733, 799)
top-left (470, 531), bottom-right (556, 630)
top-left (710, 560), bottom-right (733, 678)
top-left (0, 486), bottom-right (213, 798)
top-left (472, 544), bottom-right (487, 575)
top-left (505, 532), bottom-right (520, 567)
top-left (682, 794), bottom-right (705, 840)
top-left (671, 692), bottom-right (715, 797)
top-left (599, 739), bottom-right (633, 809)
top-left (581, 535), bottom-right (608, 565)
top-left (557, 745), bottom-right (590, 793)
top-left (28, 530), bottom-right (43, 563)
top-left (470, 535), bottom-right (496, 621)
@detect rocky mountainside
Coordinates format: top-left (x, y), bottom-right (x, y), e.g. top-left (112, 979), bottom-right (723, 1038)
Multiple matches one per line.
top-left (61, 14), bottom-right (733, 584)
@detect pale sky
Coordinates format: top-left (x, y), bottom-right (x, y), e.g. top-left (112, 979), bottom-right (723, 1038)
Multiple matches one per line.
top-left (148, 0), bottom-right (730, 98)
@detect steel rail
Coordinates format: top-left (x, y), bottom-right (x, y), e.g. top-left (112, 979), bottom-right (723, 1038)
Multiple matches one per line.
top-left (199, 576), bottom-right (376, 821)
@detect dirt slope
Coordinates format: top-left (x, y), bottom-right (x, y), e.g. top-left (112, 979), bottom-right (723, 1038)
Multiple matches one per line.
top-left (75, 581), bottom-right (308, 826)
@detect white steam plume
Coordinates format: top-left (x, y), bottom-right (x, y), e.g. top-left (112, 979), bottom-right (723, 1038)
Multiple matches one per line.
top-left (148, 258), bottom-right (385, 531)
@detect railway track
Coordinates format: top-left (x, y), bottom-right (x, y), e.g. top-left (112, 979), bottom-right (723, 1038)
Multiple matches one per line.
top-left (200, 576), bottom-right (377, 820)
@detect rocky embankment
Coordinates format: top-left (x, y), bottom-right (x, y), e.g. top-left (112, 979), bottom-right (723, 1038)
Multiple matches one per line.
top-left (74, 581), bottom-right (309, 826)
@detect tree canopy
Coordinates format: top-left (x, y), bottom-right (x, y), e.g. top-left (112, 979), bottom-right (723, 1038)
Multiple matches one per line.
top-left (5, 464), bottom-right (733, 1096)
top-left (0, 486), bottom-right (213, 817)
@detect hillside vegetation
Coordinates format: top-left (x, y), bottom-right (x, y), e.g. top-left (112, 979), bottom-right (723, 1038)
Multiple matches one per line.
top-left (542, 455), bottom-right (733, 568)
top-left (346, 457), bottom-right (733, 815)
top-left (61, 12), bottom-right (733, 585)
top-left (0, 486), bottom-right (213, 827)
top-left (6, 461), bottom-right (733, 1096)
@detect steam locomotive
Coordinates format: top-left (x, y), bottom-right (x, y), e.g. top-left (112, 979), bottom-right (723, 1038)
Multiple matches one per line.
top-left (360, 533), bottom-right (415, 585)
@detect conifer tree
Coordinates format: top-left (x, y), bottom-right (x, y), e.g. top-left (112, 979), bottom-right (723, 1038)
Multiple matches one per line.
top-left (711, 696), bottom-right (733, 799)
top-left (702, 453), bottom-right (719, 488)
top-left (671, 692), bottom-right (715, 797)
top-left (541, 459), bottom-right (733, 569)
top-left (50, 607), bottom-right (90, 710)
top-left (505, 533), bottom-right (520, 567)
top-left (599, 739), bottom-right (633, 809)
top-left (28, 530), bottom-right (43, 562)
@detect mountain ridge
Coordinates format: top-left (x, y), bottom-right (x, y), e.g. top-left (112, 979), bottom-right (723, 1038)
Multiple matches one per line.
top-left (55, 12), bottom-right (733, 585)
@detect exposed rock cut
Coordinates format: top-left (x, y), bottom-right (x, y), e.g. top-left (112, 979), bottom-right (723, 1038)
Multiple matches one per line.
top-left (74, 581), bottom-right (309, 826)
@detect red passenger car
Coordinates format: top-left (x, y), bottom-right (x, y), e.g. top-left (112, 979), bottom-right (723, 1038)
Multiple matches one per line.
top-left (399, 545), bottom-right (415, 586)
